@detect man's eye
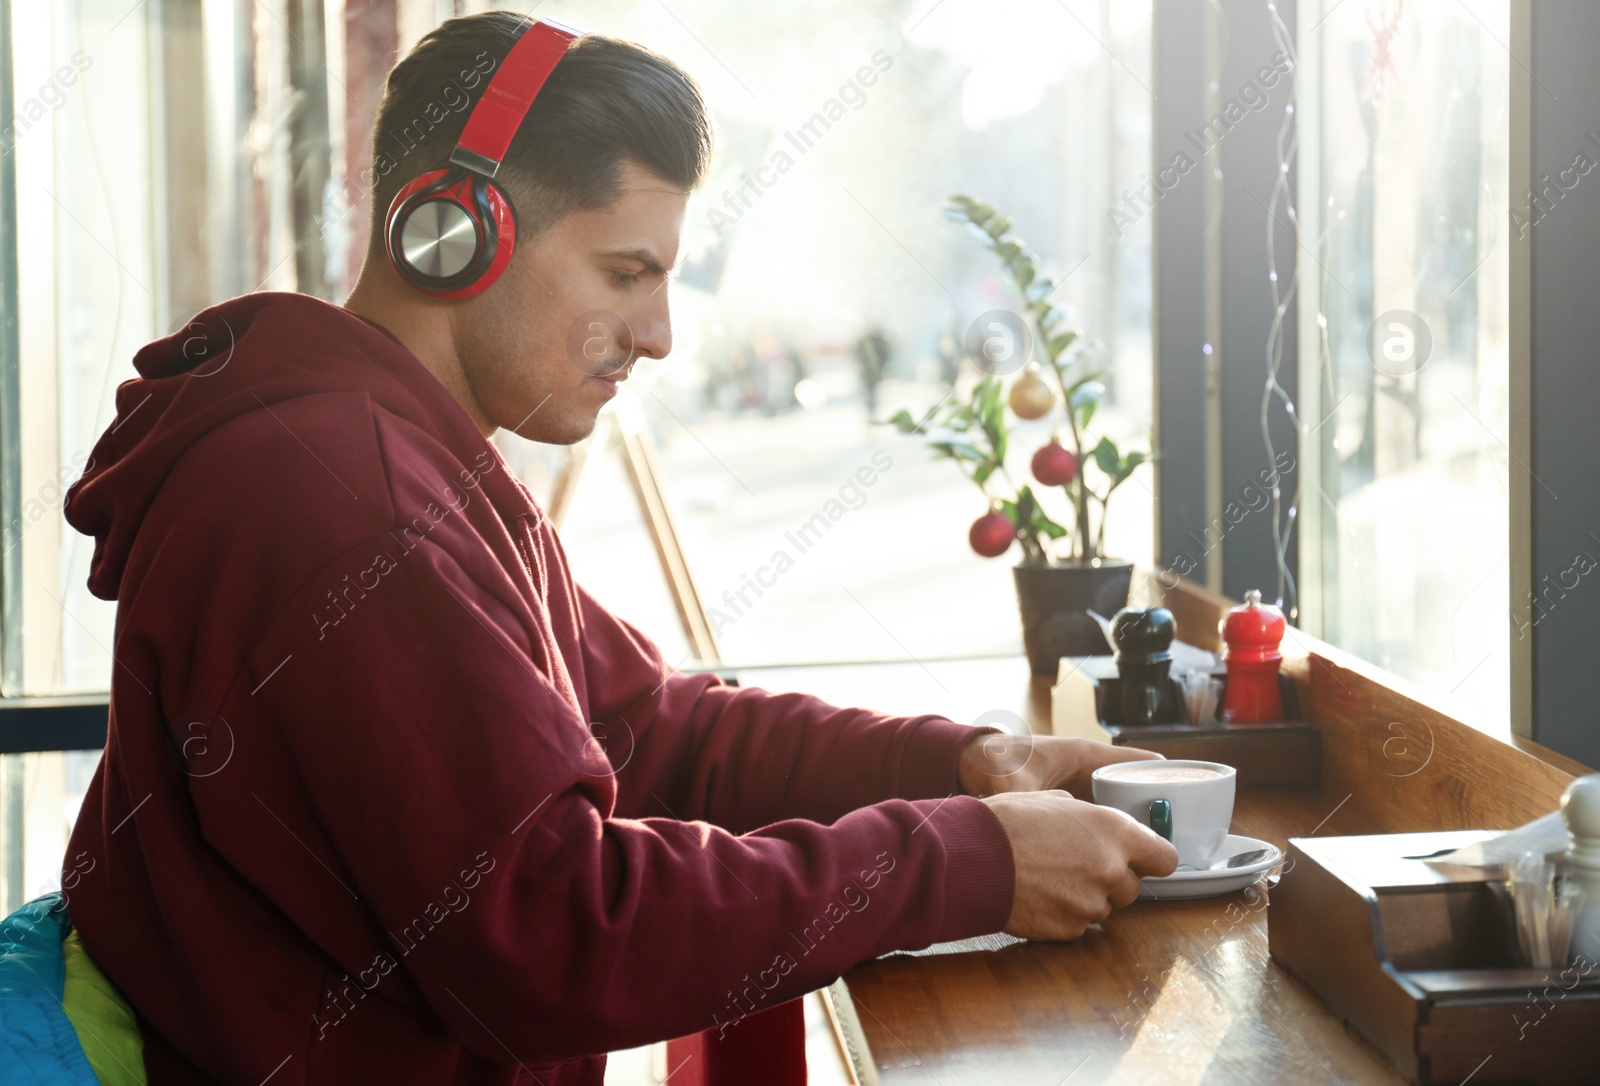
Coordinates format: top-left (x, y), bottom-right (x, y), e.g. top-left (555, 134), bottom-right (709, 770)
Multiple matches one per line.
top-left (612, 271), bottom-right (638, 286)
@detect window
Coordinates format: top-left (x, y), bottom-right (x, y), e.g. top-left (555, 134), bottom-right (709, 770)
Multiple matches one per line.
top-left (545, 0), bottom-right (1157, 667)
top-left (1296, 0), bottom-right (1511, 732)
top-left (0, 0), bottom-right (356, 909)
top-left (2, 0), bottom-right (167, 911)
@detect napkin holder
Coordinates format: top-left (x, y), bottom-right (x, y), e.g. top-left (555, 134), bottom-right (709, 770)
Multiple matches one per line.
top-left (1268, 830), bottom-right (1600, 1084)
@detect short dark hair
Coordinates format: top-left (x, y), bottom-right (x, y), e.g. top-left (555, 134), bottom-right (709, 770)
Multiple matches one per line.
top-left (366, 11), bottom-right (713, 250)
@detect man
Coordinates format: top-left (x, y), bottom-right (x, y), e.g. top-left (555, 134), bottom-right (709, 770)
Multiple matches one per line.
top-left (62, 12), bottom-right (1175, 1085)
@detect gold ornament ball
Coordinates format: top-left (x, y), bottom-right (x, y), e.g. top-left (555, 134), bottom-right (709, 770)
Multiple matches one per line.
top-left (1008, 371), bottom-right (1054, 420)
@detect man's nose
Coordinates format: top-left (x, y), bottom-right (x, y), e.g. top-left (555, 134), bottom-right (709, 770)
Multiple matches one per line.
top-left (626, 289), bottom-right (672, 361)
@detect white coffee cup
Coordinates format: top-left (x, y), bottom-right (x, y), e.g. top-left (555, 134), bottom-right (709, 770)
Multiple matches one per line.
top-left (1090, 759), bottom-right (1237, 869)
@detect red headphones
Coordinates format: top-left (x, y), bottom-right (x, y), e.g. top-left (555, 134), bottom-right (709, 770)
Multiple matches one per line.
top-left (385, 19), bottom-right (579, 299)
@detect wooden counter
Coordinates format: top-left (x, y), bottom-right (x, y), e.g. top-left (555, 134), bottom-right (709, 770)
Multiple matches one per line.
top-left (732, 572), bottom-right (1592, 1086)
top-left (835, 789), bottom-right (1392, 1086)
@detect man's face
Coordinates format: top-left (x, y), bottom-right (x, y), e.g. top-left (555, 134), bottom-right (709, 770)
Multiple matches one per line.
top-left (456, 159), bottom-right (687, 444)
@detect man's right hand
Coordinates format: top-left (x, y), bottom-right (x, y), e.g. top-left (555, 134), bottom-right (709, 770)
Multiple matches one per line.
top-left (983, 790), bottom-right (1179, 941)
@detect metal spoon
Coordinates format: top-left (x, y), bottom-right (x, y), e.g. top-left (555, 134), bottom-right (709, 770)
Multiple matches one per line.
top-left (1175, 847), bottom-right (1275, 873)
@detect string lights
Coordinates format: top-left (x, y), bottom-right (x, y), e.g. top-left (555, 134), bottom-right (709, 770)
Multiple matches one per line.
top-left (1262, 1), bottom-right (1301, 620)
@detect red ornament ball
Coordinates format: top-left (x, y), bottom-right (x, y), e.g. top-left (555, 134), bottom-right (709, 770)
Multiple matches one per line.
top-left (1031, 441), bottom-right (1078, 486)
top-left (969, 511), bottom-right (1015, 558)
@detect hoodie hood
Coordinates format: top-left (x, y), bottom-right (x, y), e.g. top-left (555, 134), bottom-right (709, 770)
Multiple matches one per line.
top-left (65, 292), bottom-right (496, 601)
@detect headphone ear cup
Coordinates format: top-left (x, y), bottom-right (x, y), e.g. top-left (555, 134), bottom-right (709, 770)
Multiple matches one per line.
top-left (385, 169), bottom-right (518, 300)
top-left (464, 179), bottom-right (518, 298)
top-left (385, 168), bottom-right (462, 286)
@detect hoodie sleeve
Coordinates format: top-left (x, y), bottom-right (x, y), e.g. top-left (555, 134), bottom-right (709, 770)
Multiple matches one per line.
top-left (209, 532), bottom-right (1015, 1064)
top-left (571, 581), bottom-right (995, 834)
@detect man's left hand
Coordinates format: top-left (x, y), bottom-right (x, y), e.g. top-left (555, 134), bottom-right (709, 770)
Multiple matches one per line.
top-left (958, 733), bottom-right (1163, 800)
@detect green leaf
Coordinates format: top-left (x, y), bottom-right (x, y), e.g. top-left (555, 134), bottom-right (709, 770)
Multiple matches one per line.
top-left (1069, 380), bottom-right (1105, 410)
top-left (976, 376), bottom-right (1004, 420)
top-left (996, 240), bottom-right (1024, 262)
top-left (1065, 370), bottom-right (1108, 398)
top-left (1067, 376), bottom-right (1106, 433)
top-left (884, 409), bottom-right (917, 432)
top-left (979, 396), bottom-right (1004, 460)
top-left (985, 216), bottom-right (1013, 239)
top-left (1015, 485), bottom-right (1037, 525)
top-left (1092, 436), bottom-right (1121, 476)
top-left (975, 379), bottom-right (1008, 463)
top-left (930, 440), bottom-right (987, 464)
top-left (952, 196), bottom-right (992, 223)
top-left (1015, 485), bottom-right (1067, 540)
top-left (1048, 332), bottom-right (1079, 358)
top-left (974, 461), bottom-right (996, 486)
top-left (1033, 514), bottom-right (1069, 539)
top-left (1113, 450), bottom-right (1151, 487)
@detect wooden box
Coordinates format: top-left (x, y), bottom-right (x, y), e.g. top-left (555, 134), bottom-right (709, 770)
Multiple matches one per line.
top-left (1074, 654), bottom-right (1321, 788)
top-left (1268, 831), bottom-right (1600, 1084)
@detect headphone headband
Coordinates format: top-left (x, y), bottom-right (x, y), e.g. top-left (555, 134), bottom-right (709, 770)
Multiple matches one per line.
top-left (450, 19), bottom-right (579, 177)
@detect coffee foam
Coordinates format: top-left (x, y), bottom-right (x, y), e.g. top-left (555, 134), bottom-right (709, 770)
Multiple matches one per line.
top-left (1102, 764), bottom-right (1226, 783)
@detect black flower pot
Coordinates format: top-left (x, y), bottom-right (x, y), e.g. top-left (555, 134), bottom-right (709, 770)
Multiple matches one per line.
top-left (1012, 560), bottom-right (1134, 676)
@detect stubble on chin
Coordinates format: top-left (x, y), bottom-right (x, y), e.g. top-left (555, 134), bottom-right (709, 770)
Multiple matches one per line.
top-left (523, 419), bottom-right (593, 446)
top-left (508, 390), bottom-right (603, 446)
top-left (461, 304), bottom-right (608, 447)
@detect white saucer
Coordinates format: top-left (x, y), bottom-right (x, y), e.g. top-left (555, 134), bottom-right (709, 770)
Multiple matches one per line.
top-left (1138, 834), bottom-right (1284, 900)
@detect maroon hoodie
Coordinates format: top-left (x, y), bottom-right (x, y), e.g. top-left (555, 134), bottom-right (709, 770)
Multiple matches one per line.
top-left (61, 292), bottom-right (1016, 1085)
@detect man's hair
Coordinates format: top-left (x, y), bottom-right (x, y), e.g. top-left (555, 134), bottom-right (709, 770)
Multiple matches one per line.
top-left (366, 11), bottom-right (713, 250)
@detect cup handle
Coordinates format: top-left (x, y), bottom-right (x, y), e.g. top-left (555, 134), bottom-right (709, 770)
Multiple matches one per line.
top-left (1149, 798), bottom-right (1173, 841)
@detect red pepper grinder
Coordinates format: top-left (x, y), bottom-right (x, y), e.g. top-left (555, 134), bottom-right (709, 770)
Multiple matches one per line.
top-left (1220, 589), bottom-right (1285, 723)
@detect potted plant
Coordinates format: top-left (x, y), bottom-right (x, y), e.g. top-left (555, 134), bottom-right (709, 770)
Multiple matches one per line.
top-left (886, 195), bottom-right (1152, 675)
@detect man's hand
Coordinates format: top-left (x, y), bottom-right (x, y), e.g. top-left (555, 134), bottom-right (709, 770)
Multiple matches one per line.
top-left (959, 732), bottom-right (1163, 800)
top-left (984, 791), bottom-right (1178, 940)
